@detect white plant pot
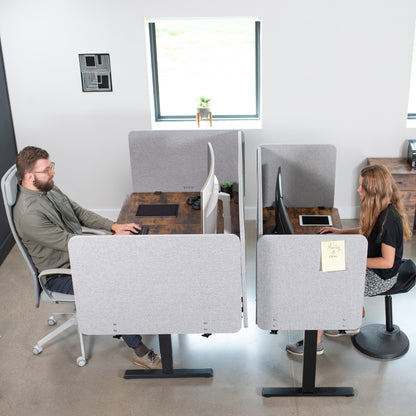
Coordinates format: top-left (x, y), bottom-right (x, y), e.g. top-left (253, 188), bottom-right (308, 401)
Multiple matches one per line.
top-left (197, 107), bottom-right (211, 118)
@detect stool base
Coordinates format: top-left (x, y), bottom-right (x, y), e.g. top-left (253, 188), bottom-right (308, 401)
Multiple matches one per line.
top-left (352, 324), bottom-right (409, 359)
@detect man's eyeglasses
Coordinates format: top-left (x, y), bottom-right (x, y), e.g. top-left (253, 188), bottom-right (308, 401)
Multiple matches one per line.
top-left (32, 162), bottom-right (55, 175)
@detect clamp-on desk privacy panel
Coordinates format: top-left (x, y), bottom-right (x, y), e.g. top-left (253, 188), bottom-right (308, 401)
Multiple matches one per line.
top-left (128, 130), bottom-right (243, 193)
top-left (69, 234), bottom-right (242, 335)
top-left (128, 129), bottom-right (248, 327)
top-left (258, 144), bottom-right (336, 209)
top-left (257, 234), bottom-right (367, 331)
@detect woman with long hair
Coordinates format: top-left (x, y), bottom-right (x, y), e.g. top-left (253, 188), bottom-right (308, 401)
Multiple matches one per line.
top-left (286, 164), bottom-right (412, 356)
top-left (322, 164), bottom-right (412, 296)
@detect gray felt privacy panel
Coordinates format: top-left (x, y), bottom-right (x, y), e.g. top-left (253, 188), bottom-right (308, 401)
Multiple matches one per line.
top-left (129, 130), bottom-right (242, 193)
top-left (69, 234), bottom-right (242, 335)
top-left (259, 144), bottom-right (336, 208)
top-left (256, 234), bottom-right (367, 330)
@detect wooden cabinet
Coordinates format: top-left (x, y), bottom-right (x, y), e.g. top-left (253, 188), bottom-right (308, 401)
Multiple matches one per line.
top-left (367, 158), bottom-right (416, 230)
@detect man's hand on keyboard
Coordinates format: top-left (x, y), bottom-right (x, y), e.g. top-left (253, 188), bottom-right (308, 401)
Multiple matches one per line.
top-left (111, 223), bottom-right (142, 235)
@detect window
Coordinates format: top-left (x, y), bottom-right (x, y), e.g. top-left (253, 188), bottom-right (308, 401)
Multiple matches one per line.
top-left (408, 26), bottom-right (416, 119)
top-left (148, 18), bottom-right (261, 122)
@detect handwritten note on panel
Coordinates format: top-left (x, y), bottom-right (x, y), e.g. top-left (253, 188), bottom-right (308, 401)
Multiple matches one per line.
top-left (321, 240), bottom-right (346, 272)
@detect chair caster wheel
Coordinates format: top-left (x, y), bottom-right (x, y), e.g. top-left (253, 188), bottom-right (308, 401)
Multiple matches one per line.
top-left (77, 356), bottom-right (87, 367)
top-left (33, 345), bottom-right (43, 355)
top-left (47, 316), bottom-right (57, 326)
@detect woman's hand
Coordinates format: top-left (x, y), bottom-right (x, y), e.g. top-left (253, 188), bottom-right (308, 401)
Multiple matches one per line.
top-left (319, 226), bottom-right (339, 234)
top-left (319, 226), bottom-right (360, 235)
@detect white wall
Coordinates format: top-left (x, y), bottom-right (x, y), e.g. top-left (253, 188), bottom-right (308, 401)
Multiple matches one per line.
top-left (1, 0), bottom-right (416, 220)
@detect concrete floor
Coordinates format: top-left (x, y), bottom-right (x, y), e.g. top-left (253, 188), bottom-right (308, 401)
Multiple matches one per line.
top-left (1, 220), bottom-right (416, 415)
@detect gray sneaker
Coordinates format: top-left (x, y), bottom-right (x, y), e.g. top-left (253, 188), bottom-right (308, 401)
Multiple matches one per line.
top-left (324, 329), bottom-right (360, 337)
top-left (286, 340), bottom-right (324, 356)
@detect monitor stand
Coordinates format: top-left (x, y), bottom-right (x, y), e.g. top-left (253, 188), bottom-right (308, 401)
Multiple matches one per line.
top-left (218, 192), bottom-right (231, 233)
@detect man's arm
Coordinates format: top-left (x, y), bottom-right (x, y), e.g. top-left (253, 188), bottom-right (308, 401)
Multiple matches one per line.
top-left (16, 212), bottom-right (74, 252)
top-left (69, 197), bottom-right (141, 235)
top-left (69, 198), bottom-right (114, 232)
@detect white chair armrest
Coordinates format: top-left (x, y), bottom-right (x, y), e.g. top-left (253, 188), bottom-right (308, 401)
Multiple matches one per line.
top-left (82, 228), bottom-right (107, 235)
top-left (38, 268), bottom-right (72, 303)
top-left (39, 268), bottom-right (72, 279)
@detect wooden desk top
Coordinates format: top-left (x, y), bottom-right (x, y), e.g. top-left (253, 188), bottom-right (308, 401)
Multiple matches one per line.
top-left (367, 156), bottom-right (416, 189)
top-left (262, 206), bottom-right (342, 235)
top-left (367, 158), bottom-right (415, 175)
top-left (118, 192), bottom-right (240, 235)
top-left (367, 157), bottom-right (416, 230)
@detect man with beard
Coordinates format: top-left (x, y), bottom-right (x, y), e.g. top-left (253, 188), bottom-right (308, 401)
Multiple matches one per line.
top-left (13, 146), bottom-right (162, 369)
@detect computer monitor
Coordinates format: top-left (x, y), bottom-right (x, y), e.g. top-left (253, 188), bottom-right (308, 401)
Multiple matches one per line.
top-left (201, 142), bottom-right (220, 234)
top-left (201, 142), bottom-right (232, 234)
top-left (271, 167), bottom-right (294, 235)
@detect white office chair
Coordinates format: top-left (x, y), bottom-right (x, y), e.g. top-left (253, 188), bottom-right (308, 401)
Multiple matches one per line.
top-left (1, 164), bottom-right (101, 367)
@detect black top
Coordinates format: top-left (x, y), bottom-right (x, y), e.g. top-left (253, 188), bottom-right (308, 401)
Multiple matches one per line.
top-left (367, 205), bottom-right (403, 279)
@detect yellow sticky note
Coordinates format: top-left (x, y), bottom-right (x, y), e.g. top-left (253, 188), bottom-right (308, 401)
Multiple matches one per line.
top-left (321, 240), bottom-right (346, 272)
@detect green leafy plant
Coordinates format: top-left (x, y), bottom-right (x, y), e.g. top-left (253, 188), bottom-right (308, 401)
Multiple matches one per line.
top-left (198, 96), bottom-right (211, 107)
top-left (221, 181), bottom-right (233, 188)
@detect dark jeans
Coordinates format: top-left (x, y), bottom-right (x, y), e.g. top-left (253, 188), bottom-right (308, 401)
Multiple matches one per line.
top-left (44, 275), bottom-right (142, 348)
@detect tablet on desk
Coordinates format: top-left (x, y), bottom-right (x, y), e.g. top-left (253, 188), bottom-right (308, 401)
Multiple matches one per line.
top-left (136, 204), bottom-right (179, 217)
top-left (299, 215), bottom-right (332, 226)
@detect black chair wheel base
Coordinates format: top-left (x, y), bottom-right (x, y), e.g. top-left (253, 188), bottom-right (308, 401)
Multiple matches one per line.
top-left (352, 324), bottom-right (409, 359)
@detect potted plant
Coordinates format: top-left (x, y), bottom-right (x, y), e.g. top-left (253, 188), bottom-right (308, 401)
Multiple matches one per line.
top-left (196, 96), bottom-right (211, 119)
top-left (220, 181), bottom-right (233, 197)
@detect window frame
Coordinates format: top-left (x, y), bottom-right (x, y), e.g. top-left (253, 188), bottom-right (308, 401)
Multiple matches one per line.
top-left (148, 19), bottom-right (261, 122)
top-left (408, 27), bottom-right (416, 120)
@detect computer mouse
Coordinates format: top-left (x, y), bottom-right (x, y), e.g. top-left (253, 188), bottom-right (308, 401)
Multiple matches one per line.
top-left (130, 227), bottom-right (140, 235)
top-left (192, 199), bottom-right (201, 210)
top-left (318, 231), bottom-right (332, 235)
top-left (187, 195), bottom-right (200, 205)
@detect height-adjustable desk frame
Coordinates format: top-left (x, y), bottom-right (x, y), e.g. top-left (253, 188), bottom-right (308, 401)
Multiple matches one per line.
top-left (257, 144), bottom-right (367, 397)
top-left (69, 234), bottom-right (242, 379)
top-left (257, 235), bottom-right (367, 396)
top-left (70, 130), bottom-right (246, 379)
top-left (117, 190), bottom-right (240, 378)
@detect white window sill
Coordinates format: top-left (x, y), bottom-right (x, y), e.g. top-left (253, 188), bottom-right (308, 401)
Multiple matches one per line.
top-left (407, 119), bottom-right (416, 129)
top-left (151, 119), bottom-right (262, 130)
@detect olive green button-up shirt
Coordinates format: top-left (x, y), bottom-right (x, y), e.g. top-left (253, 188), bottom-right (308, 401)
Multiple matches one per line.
top-left (13, 185), bottom-right (114, 273)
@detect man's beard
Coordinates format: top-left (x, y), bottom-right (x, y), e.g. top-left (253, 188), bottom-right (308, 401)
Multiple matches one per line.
top-left (33, 176), bottom-right (54, 192)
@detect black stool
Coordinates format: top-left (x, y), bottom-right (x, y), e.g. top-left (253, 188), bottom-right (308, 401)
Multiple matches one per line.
top-left (352, 259), bottom-right (416, 359)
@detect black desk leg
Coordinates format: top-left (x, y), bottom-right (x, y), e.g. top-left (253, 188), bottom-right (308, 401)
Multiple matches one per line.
top-left (302, 330), bottom-right (317, 393)
top-left (159, 334), bottom-right (174, 374)
top-left (124, 334), bottom-right (213, 379)
top-left (262, 330), bottom-right (355, 397)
